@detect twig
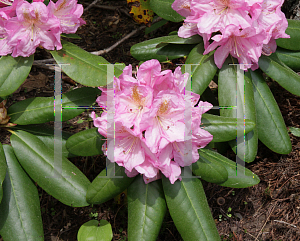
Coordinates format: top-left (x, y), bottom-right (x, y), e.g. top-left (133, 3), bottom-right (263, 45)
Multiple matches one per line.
top-left (276, 173), bottom-right (300, 193)
top-left (83, 0), bottom-right (102, 13)
top-left (273, 220), bottom-right (298, 228)
top-left (90, 25), bottom-right (146, 55)
top-left (34, 58), bottom-right (54, 63)
top-left (254, 202), bottom-right (277, 241)
top-left (90, 17), bottom-right (162, 56)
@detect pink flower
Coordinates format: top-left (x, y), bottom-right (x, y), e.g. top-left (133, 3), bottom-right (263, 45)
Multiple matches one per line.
top-left (0, 17), bottom-right (12, 55)
top-left (48, 0), bottom-right (85, 34)
top-left (203, 25), bottom-right (266, 70)
top-left (172, 0), bottom-right (290, 69)
top-left (116, 84), bottom-right (153, 132)
top-left (142, 90), bottom-right (186, 153)
top-left (0, 0), bottom-right (13, 9)
top-left (0, 0), bottom-right (86, 57)
top-left (92, 60), bottom-right (213, 184)
top-left (5, 1), bottom-right (62, 57)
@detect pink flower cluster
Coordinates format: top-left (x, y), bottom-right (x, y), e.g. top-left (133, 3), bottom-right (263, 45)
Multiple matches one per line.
top-left (172, 0), bottom-right (290, 70)
top-left (91, 59), bottom-right (213, 184)
top-left (0, 0), bottom-right (85, 57)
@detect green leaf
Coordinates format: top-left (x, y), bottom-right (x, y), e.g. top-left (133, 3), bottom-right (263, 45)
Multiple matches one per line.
top-left (155, 35), bottom-right (202, 45)
top-left (192, 152), bottom-right (228, 184)
top-left (77, 220), bottom-right (113, 241)
top-left (0, 145), bottom-right (44, 241)
top-left (218, 60), bottom-right (258, 163)
top-left (185, 43), bottom-right (218, 95)
top-left (130, 35), bottom-right (200, 62)
top-left (162, 170), bottom-right (220, 241)
top-left (66, 128), bottom-right (105, 156)
top-left (251, 70), bottom-right (292, 154)
top-left (10, 130), bottom-right (90, 207)
top-left (50, 40), bottom-right (122, 86)
top-left (61, 33), bottom-right (82, 39)
top-left (10, 124), bottom-right (76, 158)
top-left (0, 143), bottom-right (7, 203)
top-left (276, 19), bottom-right (300, 51)
top-left (149, 0), bottom-right (184, 22)
top-left (259, 53), bottom-right (300, 96)
top-left (145, 19), bottom-right (168, 35)
top-left (199, 148), bottom-right (260, 188)
top-left (289, 126), bottom-right (300, 137)
top-left (0, 55), bottom-right (34, 98)
top-left (276, 47), bottom-right (300, 71)
top-left (128, 176), bottom-right (166, 241)
top-left (86, 165), bottom-right (135, 204)
top-left (8, 87), bottom-right (100, 125)
top-left (201, 114), bottom-right (256, 143)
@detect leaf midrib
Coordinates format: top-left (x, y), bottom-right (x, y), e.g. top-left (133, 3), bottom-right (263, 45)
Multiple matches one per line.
top-left (182, 180), bottom-right (208, 240)
top-left (13, 133), bottom-right (87, 199)
top-left (252, 80), bottom-right (290, 150)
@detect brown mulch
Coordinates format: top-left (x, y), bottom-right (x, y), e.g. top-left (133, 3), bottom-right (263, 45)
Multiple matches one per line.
top-left (1, 0), bottom-right (300, 241)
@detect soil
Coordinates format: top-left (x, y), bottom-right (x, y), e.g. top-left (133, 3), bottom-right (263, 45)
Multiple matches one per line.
top-left (1, 0), bottom-right (300, 241)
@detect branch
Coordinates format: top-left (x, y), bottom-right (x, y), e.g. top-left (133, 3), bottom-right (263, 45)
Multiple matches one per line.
top-left (83, 0), bottom-right (102, 13)
top-left (90, 24), bottom-right (146, 55)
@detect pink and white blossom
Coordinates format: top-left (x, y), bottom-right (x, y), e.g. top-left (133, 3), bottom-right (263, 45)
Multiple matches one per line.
top-left (172, 0), bottom-right (290, 70)
top-left (92, 60), bottom-right (213, 184)
top-left (5, 1), bottom-right (61, 57)
top-left (48, 0), bottom-right (85, 34)
top-left (0, 0), bottom-right (85, 57)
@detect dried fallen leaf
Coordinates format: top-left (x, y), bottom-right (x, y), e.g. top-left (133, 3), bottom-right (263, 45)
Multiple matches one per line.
top-left (127, 0), bottom-right (154, 24)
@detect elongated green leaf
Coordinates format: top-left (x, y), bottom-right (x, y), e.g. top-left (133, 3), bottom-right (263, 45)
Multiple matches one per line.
top-left (162, 170), bottom-right (220, 241)
top-left (199, 148), bottom-right (260, 188)
top-left (0, 145), bottom-right (44, 241)
top-left (276, 19), bottom-right (300, 51)
top-left (149, 0), bottom-right (184, 22)
top-left (259, 53), bottom-right (300, 96)
top-left (192, 152), bottom-right (228, 184)
top-left (77, 220), bottom-right (113, 241)
top-left (66, 128), bottom-right (104, 156)
top-left (128, 176), bottom-right (166, 241)
top-left (289, 126), bottom-right (300, 137)
top-left (8, 87), bottom-right (100, 124)
top-left (61, 33), bottom-right (81, 39)
top-left (185, 43), bottom-right (218, 95)
top-left (10, 124), bottom-right (76, 158)
top-left (201, 114), bottom-right (255, 142)
top-left (0, 143), bottom-right (7, 203)
top-left (130, 35), bottom-right (199, 61)
top-left (0, 55), bottom-right (34, 98)
top-left (10, 130), bottom-right (90, 207)
top-left (276, 47), bottom-right (300, 71)
top-left (155, 35), bottom-right (202, 46)
top-left (51, 40), bottom-right (122, 86)
top-left (218, 60), bottom-right (258, 162)
top-left (86, 165), bottom-right (134, 204)
top-left (251, 70), bottom-right (292, 154)
top-left (145, 19), bottom-right (168, 35)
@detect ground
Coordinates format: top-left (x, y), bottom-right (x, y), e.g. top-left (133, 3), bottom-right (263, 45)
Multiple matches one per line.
top-left (1, 0), bottom-right (300, 240)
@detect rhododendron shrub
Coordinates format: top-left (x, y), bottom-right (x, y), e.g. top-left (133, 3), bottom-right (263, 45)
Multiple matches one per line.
top-left (171, 0), bottom-right (290, 70)
top-left (0, 0), bottom-right (85, 57)
top-left (91, 59), bottom-right (214, 184)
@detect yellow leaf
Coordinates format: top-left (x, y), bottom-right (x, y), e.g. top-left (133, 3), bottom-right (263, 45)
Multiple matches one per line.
top-left (127, 0), bottom-right (154, 24)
